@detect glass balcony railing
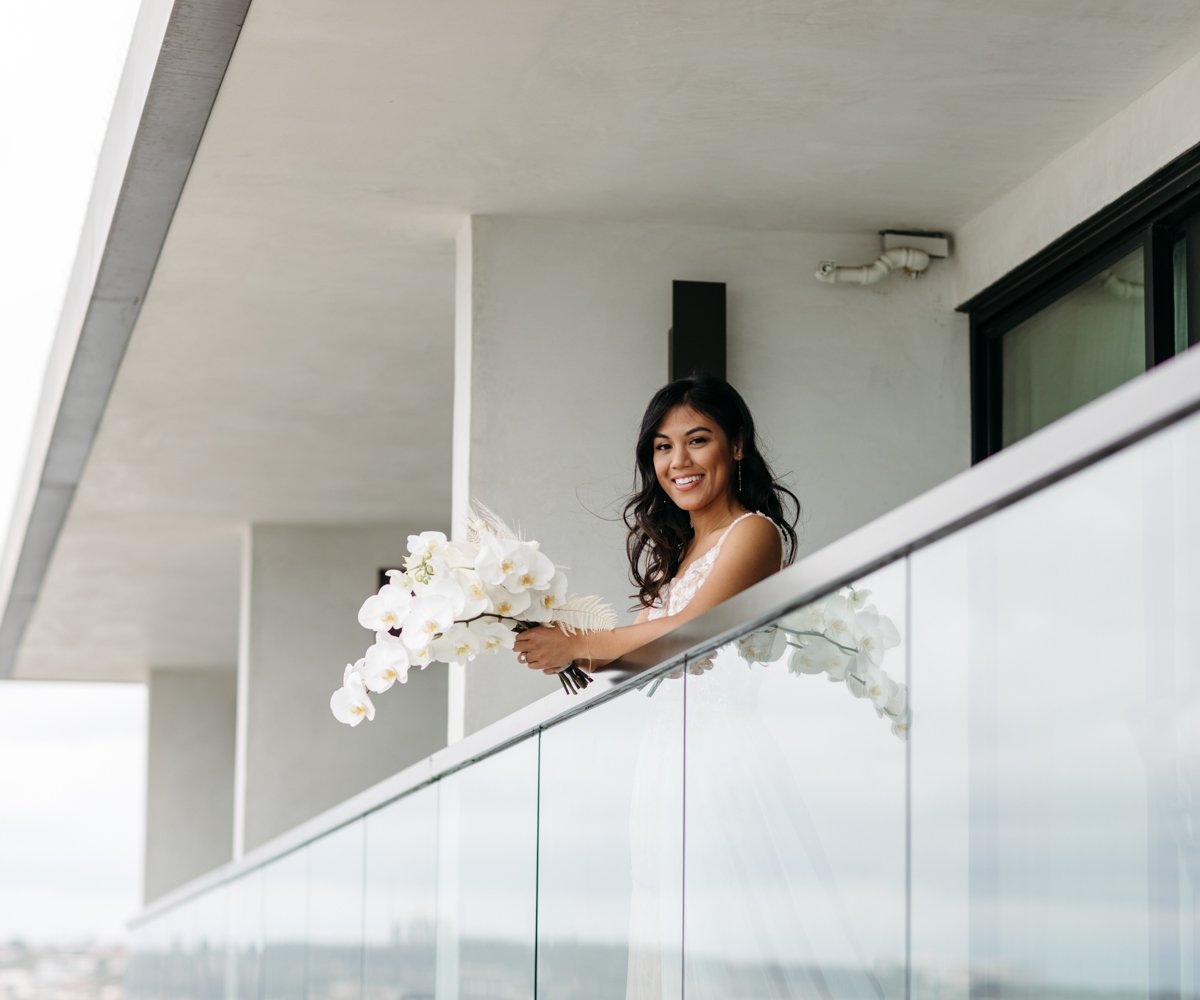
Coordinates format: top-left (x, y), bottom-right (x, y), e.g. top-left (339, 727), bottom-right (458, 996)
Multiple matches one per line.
top-left (127, 350), bottom-right (1200, 1000)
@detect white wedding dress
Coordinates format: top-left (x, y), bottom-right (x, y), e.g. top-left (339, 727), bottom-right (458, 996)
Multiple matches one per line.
top-left (646, 511), bottom-right (782, 622)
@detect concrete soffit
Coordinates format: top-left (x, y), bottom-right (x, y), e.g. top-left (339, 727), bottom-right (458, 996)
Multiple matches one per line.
top-left (0, 0), bottom-right (252, 678)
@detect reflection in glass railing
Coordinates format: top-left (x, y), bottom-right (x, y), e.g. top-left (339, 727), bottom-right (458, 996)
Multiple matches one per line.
top-left (127, 409), bottom-right (1200, 1000)
top-left (683, 561), bottom-right (908, 1000)
top-left (261, 848), bottom-right (308, 1000)
top-left (436, 737), bottom-right (538, 1000)
top-left (227, 868), bottom-right (262, 1000)
top-left (538, 669), bottom-right (683, 999)
top-left (364, 785), bottom-right (439, 1000)
top-left (308, 821), bottom-right (364, 1000)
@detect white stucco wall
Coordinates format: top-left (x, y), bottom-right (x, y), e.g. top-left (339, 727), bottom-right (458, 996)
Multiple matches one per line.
top-left (238, 524), bottom-right (448, 853)
top-left (145, 667), bottom-right (236, 903)
top-left (955, 47), bottom-right (1200, 303)
top-left (456, 215), bottom-right (968, 735)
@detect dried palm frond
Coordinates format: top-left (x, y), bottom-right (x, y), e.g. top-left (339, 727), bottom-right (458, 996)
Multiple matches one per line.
top-left (551, 595), bottom-right (619, 634)
top-left (465, 499), bottom-right (521, 543)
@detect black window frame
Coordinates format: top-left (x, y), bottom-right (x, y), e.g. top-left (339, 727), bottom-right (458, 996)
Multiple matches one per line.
top-left (963, 143), bottom-right (1200, 463)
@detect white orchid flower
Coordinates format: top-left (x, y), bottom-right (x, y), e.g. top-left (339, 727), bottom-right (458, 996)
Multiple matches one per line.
top-left (735, 626), bottom-right (787, 664)
top-left (853, 605), bottom-right (901, 667)
top-left (469, 618), bottom-right (516, 653)
top-left (846, 664), bottom-right (883, 700)
top-left (357, 582), bottom-right (414, 632)
top-left (787, 638), bottom-right (849, 676)
top-left (407, 531), bottom-right (449, 562)
top-left (821, 595), bottom-right (858, 649)
top-left (846, 587), bottom-right (872, 611)
top-left (441, 539), bottom-right (479, 570)
top-left (865, 670), bottom-right (899, 712)
top-left (484, 583), bottom-right (532, 620)
top-left (878, 682), bottom-right (908, 720)
top-left (891, 709), bottom-right (911, 740)
top-left (385, 568), bottom-right (413, 588)
top-left (406, 639), bottom-right (435, 668)
top-left (362, 633), bottom-right (411, 692)
top-left (421, 573), bottom-right (468, 619)
top-left (452, 568), bottom-right (490, 619)
top-left (400, 595), bottom-right (456, 652)
top-left (433, 622), bottom-right (480, 663)
top-left (826, 651), bottom-right (855, 682)
top-left (475, 535), bottom-right (556, 593)
top-left (781, 600), bottom-right (826, 633)
top-left (525, 571), bottom-right (568, 623)
top-left (330, 663), bottom-right (375, 726)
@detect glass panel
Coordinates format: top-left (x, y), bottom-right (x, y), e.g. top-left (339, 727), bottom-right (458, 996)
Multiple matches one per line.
top-left (262, 848), bottom-right (309, 1000)
top-left (537, 671), bottom-right (684, 999)
top-left (308, 820), bottom-right (366, 1000)
top-left (193, 886), bottom-right (228, 1000)
top-left (128, 921), bottom-right (163, 1000)
top-left (684, 562), bottom-right (909, 998)
top-left (436, 737), bottom-right (538, 1000)
top-left (228, 868), bottom-right (264, 1000)
top-left (910, 408), bottom-right (1200, 998)
top-left (363, 785), bottom-right (439, 1000)
top-left (1002, 245), bottom-right (1146, 446)
top-left (164, 904), bottom-right (195, 1000)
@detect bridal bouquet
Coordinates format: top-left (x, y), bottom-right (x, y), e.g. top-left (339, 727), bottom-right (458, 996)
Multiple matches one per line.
top-left (331, 504), bottom-right (618, 725)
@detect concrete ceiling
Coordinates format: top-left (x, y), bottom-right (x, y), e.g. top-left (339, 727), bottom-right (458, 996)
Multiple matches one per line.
top-left (15, 0), bottom-right (1200, 680)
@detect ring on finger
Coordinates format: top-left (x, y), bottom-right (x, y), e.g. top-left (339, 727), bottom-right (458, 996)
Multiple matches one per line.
top-left (518, 652), bottom-right (528, 663)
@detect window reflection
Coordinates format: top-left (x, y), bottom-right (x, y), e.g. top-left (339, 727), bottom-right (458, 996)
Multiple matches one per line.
top-left (1001, 246), bottom-right (1146, 446)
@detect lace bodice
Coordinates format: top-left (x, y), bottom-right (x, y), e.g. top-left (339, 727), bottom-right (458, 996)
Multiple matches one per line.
top-left (647, 511), bottom-right (783, 621)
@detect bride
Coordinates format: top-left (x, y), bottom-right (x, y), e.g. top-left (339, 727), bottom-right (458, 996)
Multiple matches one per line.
top-left (514, 375), bottom-right (801, 997)
top-left (513, 375), bottom-right (799, 674)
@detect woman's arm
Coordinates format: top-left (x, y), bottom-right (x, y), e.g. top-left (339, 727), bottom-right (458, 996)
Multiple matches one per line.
top-left (514, 516), bottom-right (782, 673)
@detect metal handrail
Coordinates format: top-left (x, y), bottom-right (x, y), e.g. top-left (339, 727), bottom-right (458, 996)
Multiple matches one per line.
top-left (132, 344), bottom-right (1200, 925)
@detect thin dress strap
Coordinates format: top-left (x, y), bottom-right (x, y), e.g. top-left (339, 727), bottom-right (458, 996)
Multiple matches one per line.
top-left (709, 510), bottom-right (760, 558)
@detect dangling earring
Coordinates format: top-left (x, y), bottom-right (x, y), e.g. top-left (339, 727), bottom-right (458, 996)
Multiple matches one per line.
top-left (737, 460), bottom-right (743, 493)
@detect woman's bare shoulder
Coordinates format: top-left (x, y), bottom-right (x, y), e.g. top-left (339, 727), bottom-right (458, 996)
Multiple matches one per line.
top-left (721, 513), bottom-right (783, 568)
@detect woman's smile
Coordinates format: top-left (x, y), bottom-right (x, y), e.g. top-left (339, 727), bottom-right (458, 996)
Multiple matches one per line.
top-left (653, 404), bottom-right (738, 512)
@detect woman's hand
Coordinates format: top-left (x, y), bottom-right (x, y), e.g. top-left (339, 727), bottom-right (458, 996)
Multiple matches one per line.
top-left (513, 624), bottom-right (580, 675)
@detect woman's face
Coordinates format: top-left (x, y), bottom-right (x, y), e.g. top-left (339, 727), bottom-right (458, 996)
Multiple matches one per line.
top-left (652, 404), bottom-right (740, 515)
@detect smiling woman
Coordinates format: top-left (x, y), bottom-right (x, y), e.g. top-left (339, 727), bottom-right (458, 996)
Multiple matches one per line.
top-left (513, 376), bottom-right (800, 674)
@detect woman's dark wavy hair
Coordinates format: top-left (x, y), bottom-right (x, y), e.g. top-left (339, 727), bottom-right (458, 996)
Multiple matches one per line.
top-left (624, 376), bottom-right (800, 609)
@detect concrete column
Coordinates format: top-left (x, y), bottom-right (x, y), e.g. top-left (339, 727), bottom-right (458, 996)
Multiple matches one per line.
top-left (145, 667), bottom-right (236, 903)
top-left (236, 524), bottom-right (448, 855)
top-left (453, 215), bottom-right (968, 736)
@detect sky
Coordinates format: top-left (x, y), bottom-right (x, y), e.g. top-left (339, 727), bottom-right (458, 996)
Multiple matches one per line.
top-left (0, 0), bottom-right (147, 946)
top-left (0, 682), bottom-right (146, 944)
